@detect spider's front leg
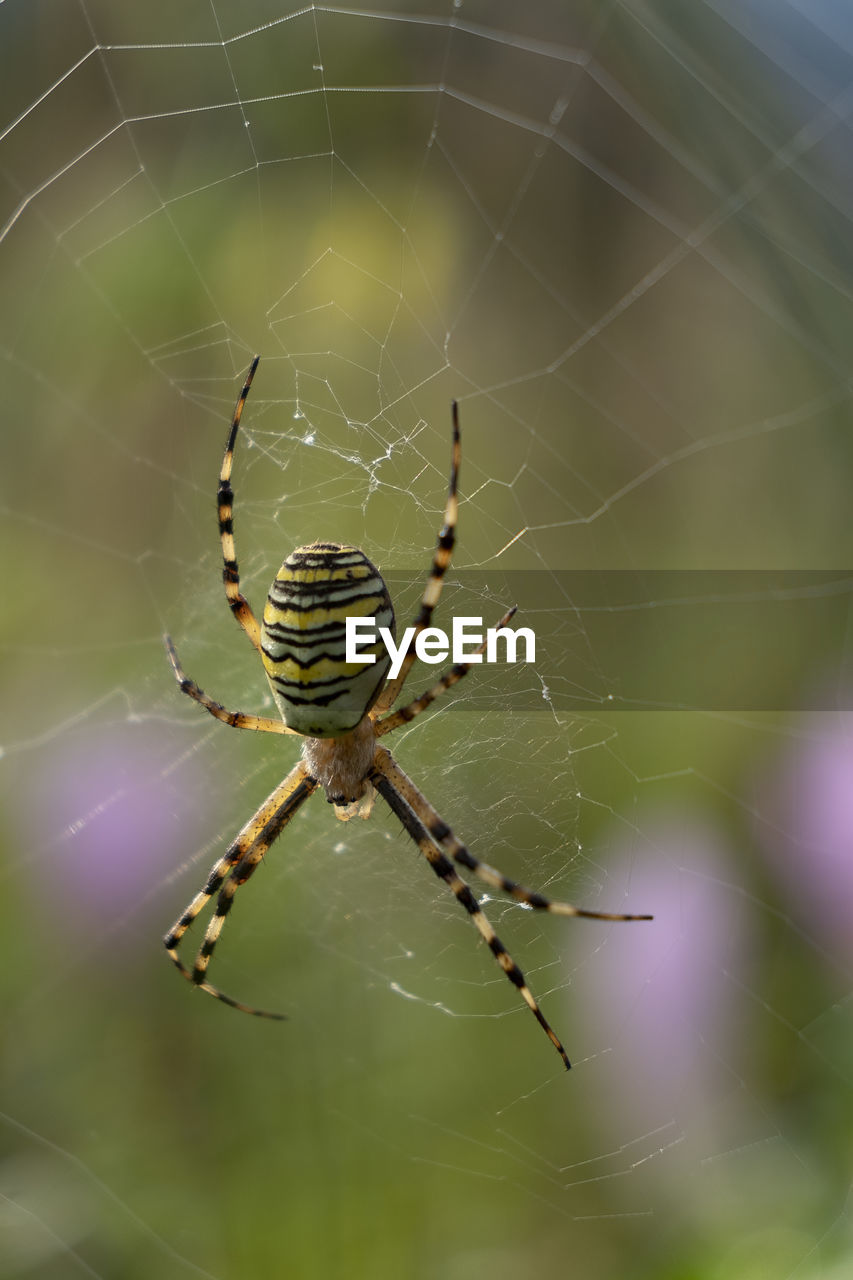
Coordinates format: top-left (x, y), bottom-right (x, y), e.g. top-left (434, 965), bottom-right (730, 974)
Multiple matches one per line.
top-left (372, 401), bottom-right (461, 714)
top-left (165, 634), bottom-right (299, 735)
top-left (218, 355), bottom-right (264, 653)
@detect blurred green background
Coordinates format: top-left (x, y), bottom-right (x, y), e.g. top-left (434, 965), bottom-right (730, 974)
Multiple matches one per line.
top-left (2, 2), bottom-right (853, 1277)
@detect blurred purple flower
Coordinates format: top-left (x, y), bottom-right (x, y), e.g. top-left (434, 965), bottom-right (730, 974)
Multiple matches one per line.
top-left (12, 723), bottom-right (206, 930)
top-left (570, 815), bottom-right (747, 1148)
top-left (756, 712), bottom-right (853, 965)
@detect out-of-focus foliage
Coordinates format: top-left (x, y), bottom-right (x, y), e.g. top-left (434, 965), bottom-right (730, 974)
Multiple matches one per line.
top-left (2, 3), bottom-right (852, 1277)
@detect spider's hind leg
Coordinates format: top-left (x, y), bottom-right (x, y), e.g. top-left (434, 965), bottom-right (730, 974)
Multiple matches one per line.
top-left (164, 761), bottom-right (317, 1017)
top-left (370, 754), bottom-right (571, 1070)
top-left (374, 746), bottom-right (652, 924)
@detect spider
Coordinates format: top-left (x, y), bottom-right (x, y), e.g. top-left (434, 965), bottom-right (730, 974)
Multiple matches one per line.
top-left (164, 357), bottom-right (652, 1070)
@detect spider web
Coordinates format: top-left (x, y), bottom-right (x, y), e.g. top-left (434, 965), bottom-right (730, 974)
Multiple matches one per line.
top-left (2, 2), bottom-right (853, 1277)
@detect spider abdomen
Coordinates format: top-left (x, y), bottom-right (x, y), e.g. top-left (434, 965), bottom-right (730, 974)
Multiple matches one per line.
top-left (261, 542), bottom-right (394, 737)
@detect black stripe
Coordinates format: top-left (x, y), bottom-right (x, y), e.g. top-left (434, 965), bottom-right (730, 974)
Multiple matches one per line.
top-left (203, 869), bottom-right (228, 894)
top-left (263, 639), bottom-right (352, 660)
top-left (264, 619), bottom-right (348, 641)
top-left (282, 687), bottom-right (349, 707)
top-left (286, 549), bottom-right (364, 566)
top-left (269, 671), bottom-right (355, 692)
top-left (262, 644), bottom-right (372, 669)
top-left (267, 586), bottom-right (384, 604)
top-left (267, 590), bottom-right (390, 614)
top-left (494, 952), bottom-right (525, 989)
top-left (284, 547), bottom-right (360, 561)
top-left (454, 881), bottom-right (481, 915)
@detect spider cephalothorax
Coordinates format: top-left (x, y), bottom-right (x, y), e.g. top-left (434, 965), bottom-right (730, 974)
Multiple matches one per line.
top-left (164, 357), bottom-right (651, 1070)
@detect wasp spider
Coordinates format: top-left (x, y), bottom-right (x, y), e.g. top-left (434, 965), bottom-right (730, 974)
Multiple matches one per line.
top-left (164, 357), bottom-right (651, 1070)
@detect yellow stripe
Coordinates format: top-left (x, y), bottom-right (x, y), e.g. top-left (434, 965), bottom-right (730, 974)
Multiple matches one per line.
top-left (272, 651), bottom-right (384, 685)
top-left (275, 564), bottom-right (375, 584)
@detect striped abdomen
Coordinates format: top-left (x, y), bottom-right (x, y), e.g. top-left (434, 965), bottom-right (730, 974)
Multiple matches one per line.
top-left (261, 542), bottom-right (394, 737)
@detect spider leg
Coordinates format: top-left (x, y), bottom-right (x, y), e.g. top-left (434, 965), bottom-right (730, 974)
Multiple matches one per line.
top-left (218, 355), bottom-right (263, 654)
top-left (165, 634), bottom-right (298, 734)
top-left (373, 400), bottom-right (460, 713)
top-left (373, 746), bottom-right (652, 923)
top-left (164, 760), bottom-right (317, 1016)
top-left (375, 606), bottom-right (517, 736)
top-left (370, 752), bottom-right (571, 1070)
